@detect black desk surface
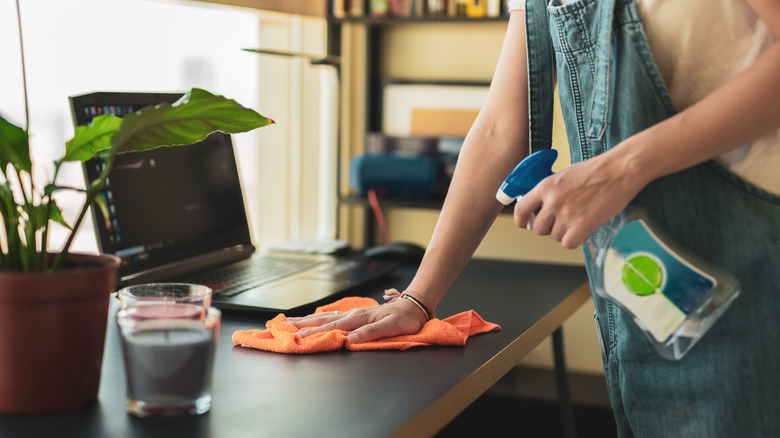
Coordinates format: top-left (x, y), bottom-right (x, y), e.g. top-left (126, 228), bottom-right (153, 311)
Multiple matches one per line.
top-left (0, 258), bottom-right (588, 438)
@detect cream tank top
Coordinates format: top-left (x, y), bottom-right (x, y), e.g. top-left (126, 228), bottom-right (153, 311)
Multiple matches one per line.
top-left (508, 0), bottom-right (780, 195)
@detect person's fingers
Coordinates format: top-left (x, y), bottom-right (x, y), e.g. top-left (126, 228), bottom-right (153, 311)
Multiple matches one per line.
top-left (513, 192), bottom-right (542, 230)
top-left (560, 229), bottom-right (583, 250)
top-left (293, 311), bottom-right (359, 338)
top-left (530, 209), bottom-right (554, 236)
top-left (347, 302), bottom-right (427, 343)
top-left (560, 216), bottom-right (601, 249)
top-left (550, 220), bottom-right (567, 243)
top-left (287, 310), bottom-right (344, 325)
top-left (346, 315), bottom-right (404, 344)
top-left (291, 300), bottom-right (427, 343)
top-left (288, 310), bottom-right (354, 337)
top-left (295, 321), bottom-right (342, 338)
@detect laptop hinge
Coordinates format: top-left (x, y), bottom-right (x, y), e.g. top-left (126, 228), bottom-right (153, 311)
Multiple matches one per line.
top-left (120, 244), bottom-right (255, 286)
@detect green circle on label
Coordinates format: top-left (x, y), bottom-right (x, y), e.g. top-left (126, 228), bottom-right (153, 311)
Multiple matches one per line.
top-left (622, 254), bottom-right (663, 296)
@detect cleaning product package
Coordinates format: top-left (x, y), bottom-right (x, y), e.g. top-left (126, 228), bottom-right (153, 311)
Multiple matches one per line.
top-left (586, 209), bottom-right (740, 360)
top-left (497, 150), bottom-right (741, 360)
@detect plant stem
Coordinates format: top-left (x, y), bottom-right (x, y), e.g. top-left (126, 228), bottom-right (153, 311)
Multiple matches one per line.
top-left (8, 165), bottom-right (35, 271)
top-left (15, 0), bottom-right (30, 132)
top-left (40, 162), bottom-right (66, 270)
top-left (12, 0), bottom-right (34, 272)
top-left (52, 155), bottom-right (114, 271)
top-left (52, 196), bottom-right (89, 270)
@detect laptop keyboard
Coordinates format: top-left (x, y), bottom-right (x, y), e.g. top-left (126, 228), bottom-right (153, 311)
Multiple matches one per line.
top-left (191, 255), bottom-right (325, 297)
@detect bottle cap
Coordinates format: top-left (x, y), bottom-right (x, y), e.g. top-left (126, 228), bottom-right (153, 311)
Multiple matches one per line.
top-left (495, 189), bottom-right (517, 205)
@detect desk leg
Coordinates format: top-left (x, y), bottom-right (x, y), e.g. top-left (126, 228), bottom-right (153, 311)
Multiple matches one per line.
top-left (553, 327), bottom-right (577, 438)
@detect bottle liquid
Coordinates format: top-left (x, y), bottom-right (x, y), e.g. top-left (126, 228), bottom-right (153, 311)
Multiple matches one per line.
top-left (496, 149), bottom-right (740, 360)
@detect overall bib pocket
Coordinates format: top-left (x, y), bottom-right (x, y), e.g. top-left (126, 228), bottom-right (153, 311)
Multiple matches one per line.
top-left (548, 0), bottom-right (615, 159)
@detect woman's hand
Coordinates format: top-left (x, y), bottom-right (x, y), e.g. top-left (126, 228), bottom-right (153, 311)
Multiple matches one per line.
top-left (288, 297), bottom-right (428, 344)
top-left (512, 148), bottom-right (647, 249)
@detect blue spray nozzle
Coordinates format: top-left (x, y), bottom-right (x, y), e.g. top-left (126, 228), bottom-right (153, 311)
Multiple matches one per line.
top-left (496, 149), bottom-right (558, 205)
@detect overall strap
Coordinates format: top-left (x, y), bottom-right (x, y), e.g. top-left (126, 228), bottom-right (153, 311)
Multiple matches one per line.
top-left (524, 0), bottom-right (555, 153)
top-left (585, 0), bottom-right (617, 140)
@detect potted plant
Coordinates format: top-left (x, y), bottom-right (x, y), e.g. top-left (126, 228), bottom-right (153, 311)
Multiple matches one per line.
top-left (0, 1), bottom-right (273, 414)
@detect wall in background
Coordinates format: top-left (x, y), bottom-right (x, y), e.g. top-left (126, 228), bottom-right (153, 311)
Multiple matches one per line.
top-left (252, 11), bottom-right (333, 249)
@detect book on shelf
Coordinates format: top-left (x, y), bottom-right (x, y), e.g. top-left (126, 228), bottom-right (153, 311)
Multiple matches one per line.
top-left (333, 0), bottom-right (367, 17)
top-left (336, 0), bottom-right (506, 19)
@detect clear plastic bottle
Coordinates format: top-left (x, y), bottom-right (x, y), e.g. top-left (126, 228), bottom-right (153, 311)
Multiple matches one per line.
top-left (497, 150), bottom-right (740, 360)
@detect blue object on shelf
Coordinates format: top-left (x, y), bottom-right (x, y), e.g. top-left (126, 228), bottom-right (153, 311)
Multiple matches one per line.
top-left (349, 153), bottom-right (440, 199)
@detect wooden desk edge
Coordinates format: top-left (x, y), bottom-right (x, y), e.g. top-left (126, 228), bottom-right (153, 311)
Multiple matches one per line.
top-left (390, 281), bottom-right (592, 438)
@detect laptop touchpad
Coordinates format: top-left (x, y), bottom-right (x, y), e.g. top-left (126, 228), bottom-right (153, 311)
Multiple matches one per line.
top-left (240, 278), bottom-right (343, 309)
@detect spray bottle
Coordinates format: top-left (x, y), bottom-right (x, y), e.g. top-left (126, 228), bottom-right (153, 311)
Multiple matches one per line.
top-left (496, 149), bottom-right (740, 360)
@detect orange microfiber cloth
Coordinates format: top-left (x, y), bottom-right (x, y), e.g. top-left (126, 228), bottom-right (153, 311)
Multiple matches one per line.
top-left (232, 296), bottom-right (501, 354)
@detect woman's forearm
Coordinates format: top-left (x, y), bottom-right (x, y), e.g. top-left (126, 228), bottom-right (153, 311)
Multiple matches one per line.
top-left (406, 11), bottom-right (531, 309)
top-left (614, 12), bottom-right (780, 187)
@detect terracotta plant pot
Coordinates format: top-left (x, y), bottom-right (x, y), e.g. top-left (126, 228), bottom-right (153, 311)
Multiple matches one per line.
top-left (0, 253), bottom-right (120, 414)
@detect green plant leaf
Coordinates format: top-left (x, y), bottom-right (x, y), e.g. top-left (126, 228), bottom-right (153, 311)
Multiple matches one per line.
top-left (0, 182), bottom-right (19, 236)
top-left (92, 192), bottom-right (111, 230)
top-left (111, 88), bottom-right (274, 154)
top-left (83, 178), bottom-right (110, 230)
top-left (44, 183), bottom-right (61, 198)
top-left (0, 115), bottom-right (32, 173)
top-left (42, 199), bottom-right (71, 230)
top-left (0, 181), bottom-right (14, 211)
top-left (0, 182), bottom-right (21, 270)
top-left (23, 201), bottom-right (49, 233)
top-left (62, 114), bottom-right (122, 162)
top-left (44, 183), bottom-right (86, 198)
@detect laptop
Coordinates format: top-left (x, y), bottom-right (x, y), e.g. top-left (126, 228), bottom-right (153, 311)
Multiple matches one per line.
top-left (69, 91), bottom-right (398, 313)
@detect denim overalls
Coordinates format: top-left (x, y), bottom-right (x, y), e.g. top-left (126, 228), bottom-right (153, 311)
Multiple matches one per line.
top-left (525, 0), bottom-right (780, 435)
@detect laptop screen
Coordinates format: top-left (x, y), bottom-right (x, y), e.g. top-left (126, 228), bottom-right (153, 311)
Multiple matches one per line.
top-left (69, 91), bottom-right (253, 279)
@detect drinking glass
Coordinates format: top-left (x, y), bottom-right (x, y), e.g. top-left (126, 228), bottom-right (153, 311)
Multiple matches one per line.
top-left (116, 283), bottom-right (219, 417)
